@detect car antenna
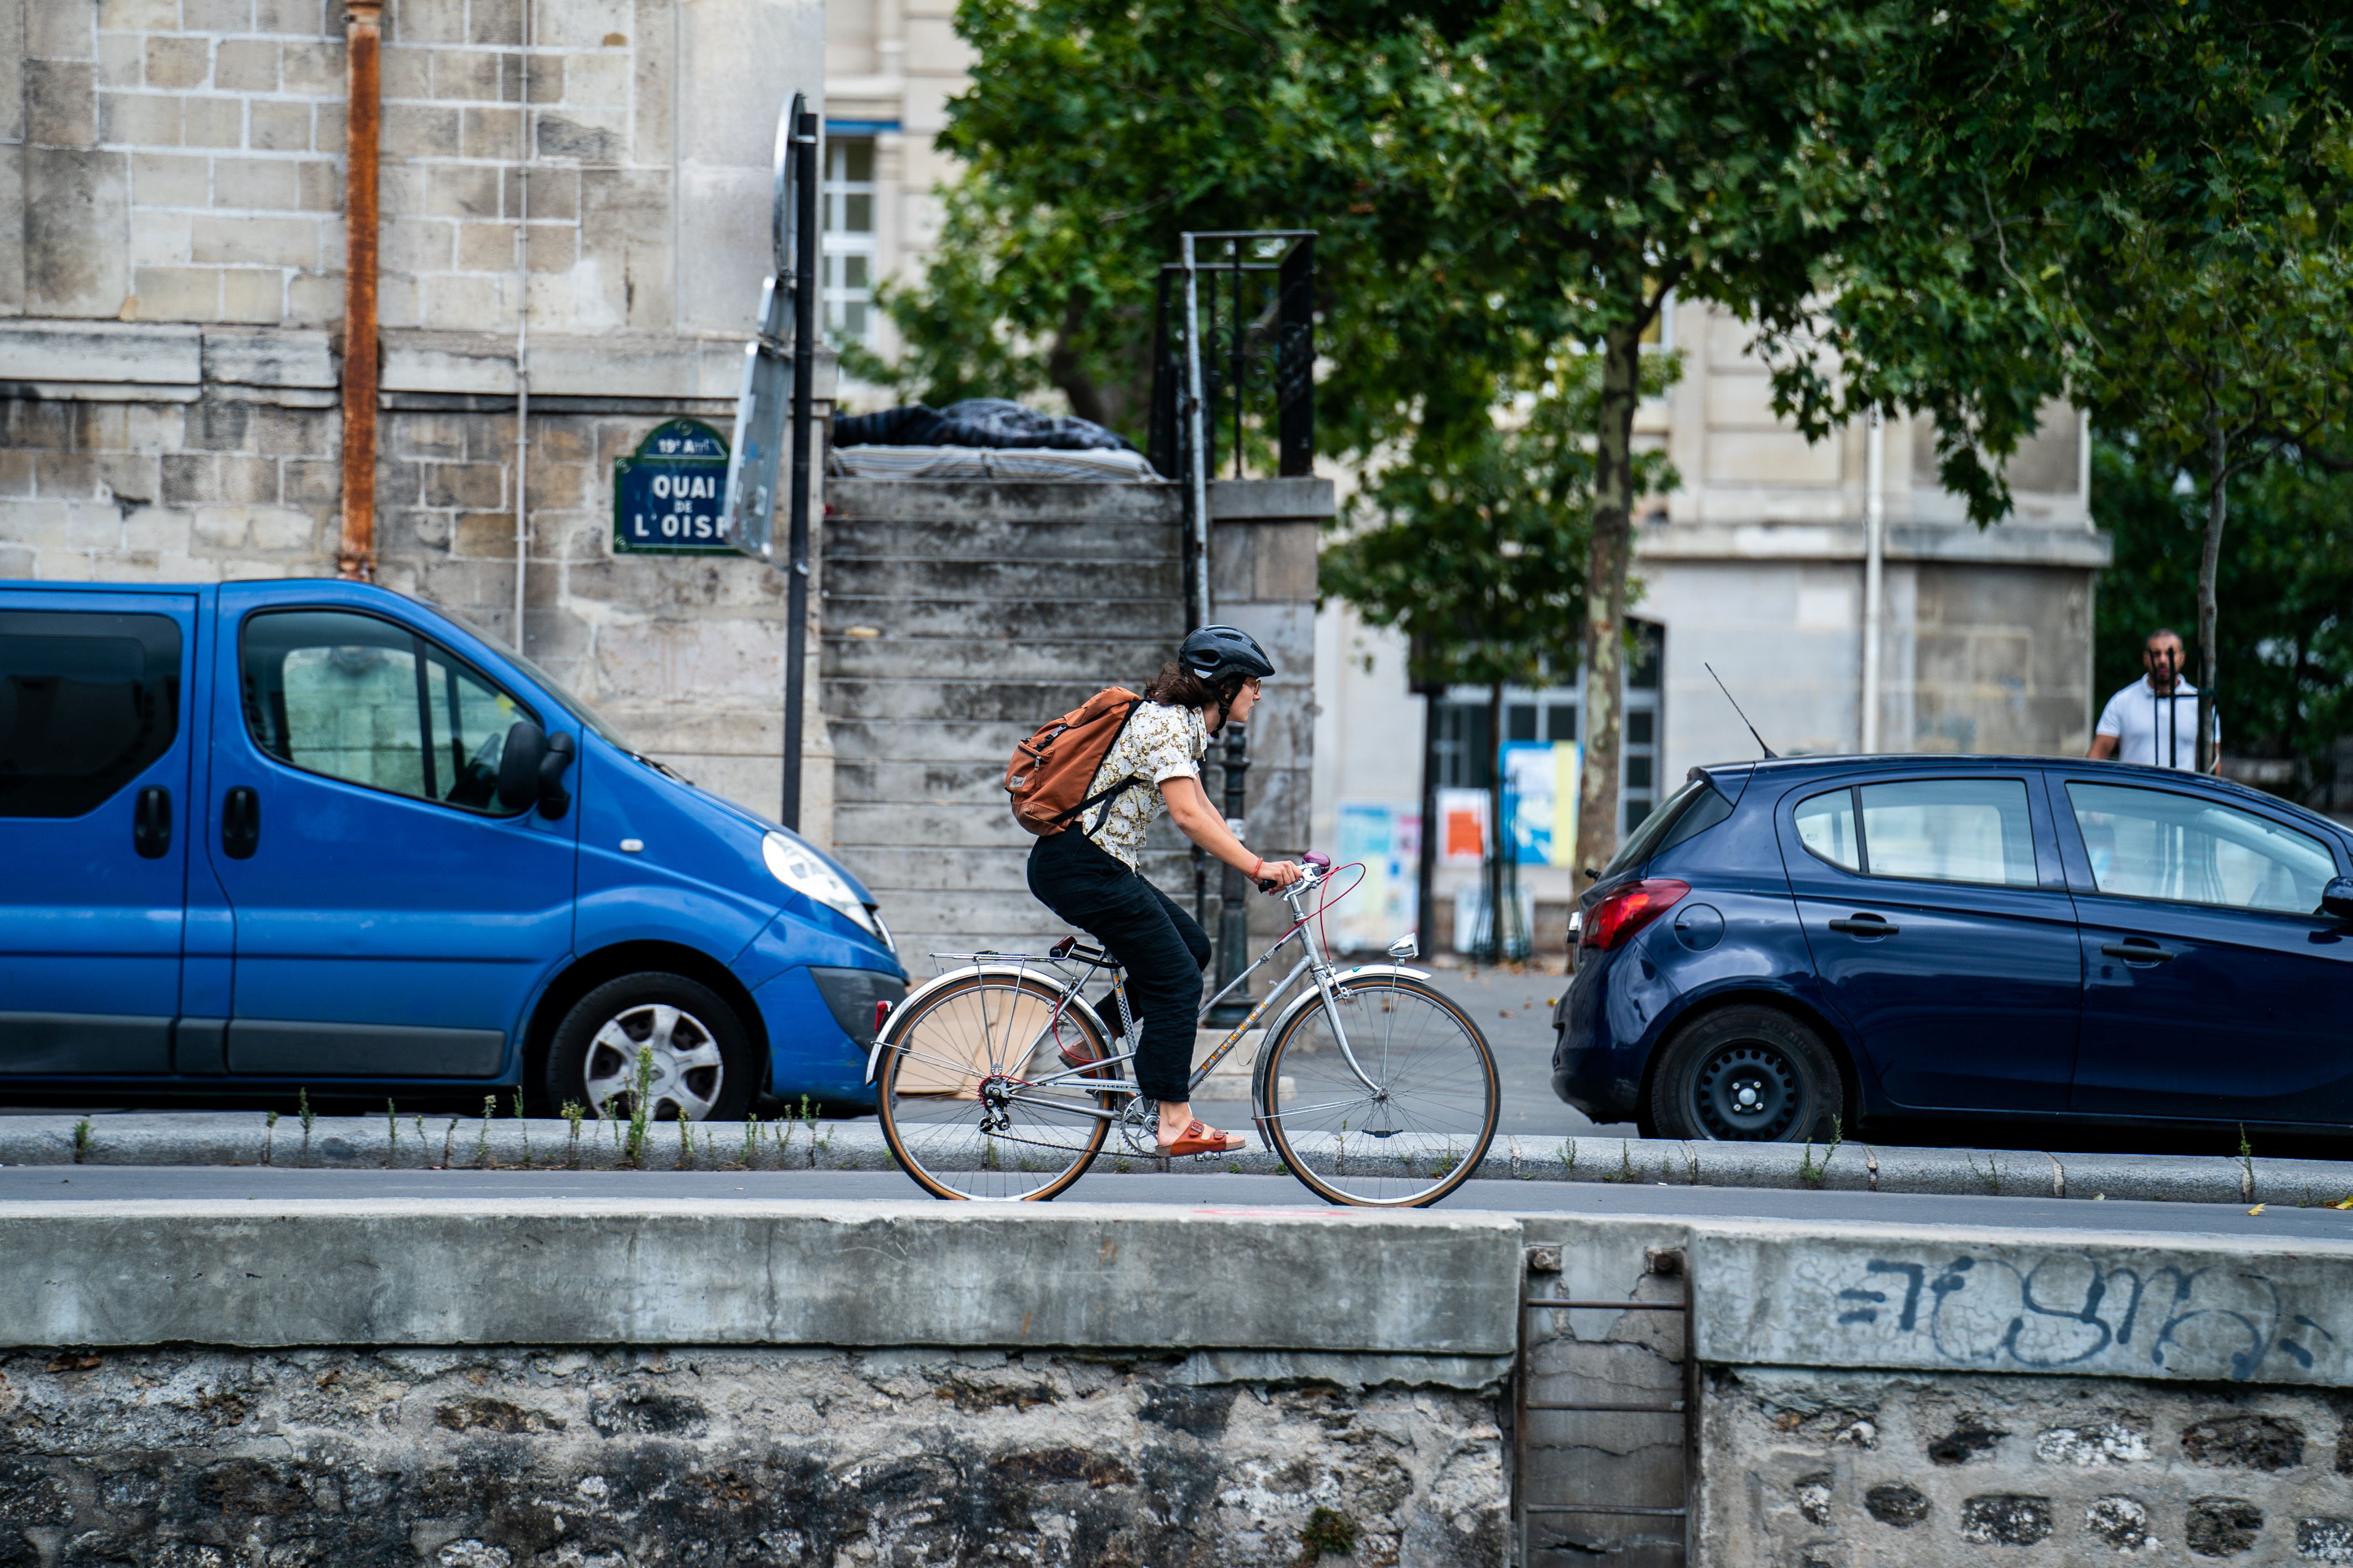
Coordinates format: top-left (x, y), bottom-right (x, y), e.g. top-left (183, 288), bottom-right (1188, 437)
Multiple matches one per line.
top-left (1704, 662), bottom-right (1777, 759)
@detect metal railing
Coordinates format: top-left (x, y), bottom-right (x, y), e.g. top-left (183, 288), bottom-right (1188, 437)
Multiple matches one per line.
top-left (1513, 1246), bottom-right (1696, 1565)
top-left (1148, 230), bottom-right (1317, 630)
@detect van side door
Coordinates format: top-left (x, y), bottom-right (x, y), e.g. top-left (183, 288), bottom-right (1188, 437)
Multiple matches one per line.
top-left (206, 588), bottom-right (581, 1083)
top-left (0, 588), bottom-right (197, 1077)
top-left (1777, 772), bottom-right (2082, 1113)
top-left (2055, 776), bottom-right (2353, 1123)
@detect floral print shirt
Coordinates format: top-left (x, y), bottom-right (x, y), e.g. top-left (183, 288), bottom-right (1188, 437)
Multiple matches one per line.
top-left (1082, 701), bottom-right (1207, 870)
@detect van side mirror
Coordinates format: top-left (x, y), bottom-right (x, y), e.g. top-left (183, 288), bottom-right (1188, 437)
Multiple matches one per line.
top-left (537, 732), bottom-right (576, 820)
top-left (2325, 877), bottom-right (2353, 923)
top-left (497, 720), bottom-right (546, 811)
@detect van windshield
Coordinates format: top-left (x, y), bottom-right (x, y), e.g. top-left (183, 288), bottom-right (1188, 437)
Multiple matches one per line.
top-left (436, 609), bottom-right (634, 752)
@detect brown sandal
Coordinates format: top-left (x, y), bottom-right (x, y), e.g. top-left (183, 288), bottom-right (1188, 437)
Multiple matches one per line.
top-left (1156, 1120), bottom-right (1247, 1157)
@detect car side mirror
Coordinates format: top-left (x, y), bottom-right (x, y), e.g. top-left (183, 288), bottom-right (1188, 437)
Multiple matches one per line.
top-left (496, 720), bottom-right (546, 811)
top-left (2324, 877), bottom-right (2353, 923)
top-left (537, 731), bottom-right (576, 820)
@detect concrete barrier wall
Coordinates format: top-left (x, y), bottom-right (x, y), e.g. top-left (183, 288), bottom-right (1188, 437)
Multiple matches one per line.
top-left (10, 1201), bottom-right (2353, 1567)
top-left (0, 1201), bottom-right (1515, 1567)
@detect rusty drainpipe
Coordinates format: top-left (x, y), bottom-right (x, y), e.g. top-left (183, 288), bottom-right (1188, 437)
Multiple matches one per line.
top-left (336, 0), bottom-right (384, 580)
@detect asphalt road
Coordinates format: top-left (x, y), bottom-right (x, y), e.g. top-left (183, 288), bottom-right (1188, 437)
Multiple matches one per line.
top-left (8, 1164), bottom-right (2347, 1244)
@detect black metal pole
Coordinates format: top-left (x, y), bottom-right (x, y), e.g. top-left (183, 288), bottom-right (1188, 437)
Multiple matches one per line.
top-left (1419, 691), bottom-right (1440, 955)
top-left (1482, 681), bottom-right (1504, 964)
top-left (1207, 720), bottom-right (1251, 1026)
top-left (781, 108), bottom-right (818, 830)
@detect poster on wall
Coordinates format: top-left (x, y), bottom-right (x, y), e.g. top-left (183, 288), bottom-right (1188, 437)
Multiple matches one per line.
top-left (1331, 800), bottom-right (1419, 952)
top-left (1500, 741), bottom-right (1582, 866)
top-left (1435, 788), bottom-right (1489, 866)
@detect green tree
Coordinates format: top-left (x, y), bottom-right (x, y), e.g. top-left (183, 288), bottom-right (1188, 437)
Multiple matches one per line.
top-left (1321, 353), bottom-right (1674, 954)
top-left (1376, 0), bottom-right (1885, 878)
top-left (2093, 438), bottom-right (2353, 795)
top-left (1776, 0), bottom-right (2353, 767)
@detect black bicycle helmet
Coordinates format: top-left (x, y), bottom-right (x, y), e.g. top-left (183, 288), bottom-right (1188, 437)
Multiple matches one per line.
top-left (1179, 625), bottom-right (1276, 686)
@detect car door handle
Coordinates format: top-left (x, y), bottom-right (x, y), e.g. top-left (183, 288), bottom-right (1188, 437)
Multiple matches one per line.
top-left (133, 786), bottom-right (172, 859)
top-left (222, 786), bottom-right (260, 859)
top-left (1828, 914), bottom-right (1899, 936)
top-left (2100, 940), bottom-right (2174, 964)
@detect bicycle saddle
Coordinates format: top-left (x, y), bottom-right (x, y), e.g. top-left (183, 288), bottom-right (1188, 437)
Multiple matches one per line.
top-left (1049, 935), bottom-right (1115, 967)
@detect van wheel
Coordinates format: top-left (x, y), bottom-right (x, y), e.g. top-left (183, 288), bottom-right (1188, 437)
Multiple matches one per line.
top-left (1648, 1006), bottom-right (1843, 1143)
top-left (544, 973), bottom-right (756, 1123)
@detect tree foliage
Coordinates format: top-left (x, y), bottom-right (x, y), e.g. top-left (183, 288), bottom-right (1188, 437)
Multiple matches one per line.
top-left (2093, 439), bottom-right (2353, 795)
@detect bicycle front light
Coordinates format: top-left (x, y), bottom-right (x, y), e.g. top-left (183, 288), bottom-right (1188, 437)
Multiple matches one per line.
top-left (764, 831), bottom-right (883, 941)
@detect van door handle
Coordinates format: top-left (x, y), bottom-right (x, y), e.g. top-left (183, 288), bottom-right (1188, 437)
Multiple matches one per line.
top-left (222, 786), bottom-right (260, 859)
top-left (2100, 939), bottom-right (2173, 964)
top-left (133, 786), bottom-right (172, 858)
top-left (1828, 914), bottom-right (1899, 936)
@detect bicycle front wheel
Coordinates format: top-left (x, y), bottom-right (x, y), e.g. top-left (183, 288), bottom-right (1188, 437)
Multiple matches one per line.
top-left (875, 969), bottom-right (1117, 1200)
top-left (1256, 974), bottom-right (1499, 1207)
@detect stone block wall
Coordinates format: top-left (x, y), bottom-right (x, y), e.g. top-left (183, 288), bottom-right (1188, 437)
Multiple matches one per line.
top-left (0, 1344), bottom-right (1507, 1568)
top-left (5, 0), bottom-right (808, 338)
top-left (0, 390), bottom-right (809, 816)
top-left (1701, 1367), bottom-right (2353, 1566)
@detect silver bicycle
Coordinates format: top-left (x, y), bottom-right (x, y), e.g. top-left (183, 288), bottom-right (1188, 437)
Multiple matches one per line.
top-left (867, 853), bottom-right (1501, 1205)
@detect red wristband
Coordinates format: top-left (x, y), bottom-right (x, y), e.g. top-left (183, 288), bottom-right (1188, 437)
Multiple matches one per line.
top-left (1252, 857), bottom-right (1264, 879)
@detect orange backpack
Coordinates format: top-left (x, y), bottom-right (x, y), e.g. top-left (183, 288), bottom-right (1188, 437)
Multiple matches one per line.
top-left (1006, 687), bottom-right (1147, 837)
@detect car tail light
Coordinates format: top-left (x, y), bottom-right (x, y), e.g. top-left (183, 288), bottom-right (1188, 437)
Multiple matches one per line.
top-left (874, 999), bottom-right (893, 1037)
top-left (1580, 879), bottom-right (1690, 951)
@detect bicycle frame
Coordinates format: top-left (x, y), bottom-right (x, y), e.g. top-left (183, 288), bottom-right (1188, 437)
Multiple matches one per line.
top-left (934, 864), bottom-right (1390, 1125)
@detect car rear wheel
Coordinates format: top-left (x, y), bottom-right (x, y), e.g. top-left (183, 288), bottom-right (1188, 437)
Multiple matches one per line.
top-left (1648, 1005), bottom-right (1843, 1142)
top-left (543, 972), bottom-right (757, 1123)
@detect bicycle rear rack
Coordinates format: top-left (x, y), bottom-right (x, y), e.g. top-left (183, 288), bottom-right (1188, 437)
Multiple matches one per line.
top-left (1511, 1245), bottom-right (1696, 1566)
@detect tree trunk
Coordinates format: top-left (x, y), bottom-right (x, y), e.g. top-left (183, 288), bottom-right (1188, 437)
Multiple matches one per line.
top-left (2197, 419), bottom-right (2227, 773)
top-left (1483, 680), bottom-right (1504, 963)
top-left (1575, 322), bottom-right (1643, 881)
top-left (1047, 291), bottom-right (1114, 429)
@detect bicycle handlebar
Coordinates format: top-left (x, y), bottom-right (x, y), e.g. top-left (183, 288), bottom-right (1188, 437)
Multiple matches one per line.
top-left (1256, 850), bottom-right (1332, 897)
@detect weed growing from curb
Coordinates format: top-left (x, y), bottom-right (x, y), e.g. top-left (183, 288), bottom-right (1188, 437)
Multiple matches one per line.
top-left (513, 1088), bottom-right (530, 1166)
top-left (676, 1103), bottom-right (694, 1169)
top-left (625, 1047), bottom-right (653, 1167)
top-left (1559, 1140), bottom-right (1576, 1175)
top-left (562, 1102), bottom-right (585, 1168)
top-left (1966, 1150), bottom-right (2001, 1194)
top-left (72, 1118), bottom-right (91, 1163)
top-left (384, 1100), bottom-right (398, 1167)
top-left (740, 1113), bottom-right (760, 1170)
top-left (477, 1096), bottom-right (496, 1168)
top-left (264, 1109), bottom-right (278, 1165)
top-left (297, 1088), bottom-right (315, 1165)
top-left (1799, 1119), bottom-right (1844, 1187)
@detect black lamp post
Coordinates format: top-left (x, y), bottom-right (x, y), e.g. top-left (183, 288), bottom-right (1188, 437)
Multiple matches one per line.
top-left (1206, 720), bottom-right (1253, 1026)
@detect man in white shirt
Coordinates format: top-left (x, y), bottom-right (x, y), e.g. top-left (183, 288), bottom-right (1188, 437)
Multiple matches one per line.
top-left (2088, 627), bottom-right (2217, 771)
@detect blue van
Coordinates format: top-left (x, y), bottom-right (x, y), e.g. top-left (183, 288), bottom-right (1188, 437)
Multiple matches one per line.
top-left (0, 578), bottom-right (905, 1118)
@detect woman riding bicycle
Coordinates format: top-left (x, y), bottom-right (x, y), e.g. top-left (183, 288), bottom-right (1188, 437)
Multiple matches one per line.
top-left (1026, 626), bottom-right (1302, 1157)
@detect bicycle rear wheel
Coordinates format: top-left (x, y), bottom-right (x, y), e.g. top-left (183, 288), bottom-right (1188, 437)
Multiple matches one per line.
top-left (875, 968), bottom-right (1117, 1200)
top-left (1255, 974), bottom-right (1499, 1207)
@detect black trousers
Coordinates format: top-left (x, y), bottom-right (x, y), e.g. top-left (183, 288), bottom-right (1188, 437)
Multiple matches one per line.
top-left (1027, 829), bottom-right (1209, 1102)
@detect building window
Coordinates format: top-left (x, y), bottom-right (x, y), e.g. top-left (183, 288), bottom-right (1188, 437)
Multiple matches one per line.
top-left (822, 137), bottom-right (876, 342)
top-left (1425, 621), bottom-right (1665, 833)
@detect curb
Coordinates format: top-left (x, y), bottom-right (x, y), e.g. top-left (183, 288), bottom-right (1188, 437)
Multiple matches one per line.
top-left (6, 1114), bottom-right (2350, 1207)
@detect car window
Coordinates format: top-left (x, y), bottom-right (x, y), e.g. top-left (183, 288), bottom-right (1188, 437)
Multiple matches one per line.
top-left (242, 609), bottom-right (533, 814)
top-left (1793, 788), bottom-right (1860, 871)
top-left (0, 610), bottom-right (181, 817)
top-left (2067, 782), bottom-right (2336, 915)
top-left (1600, 776), bottom-right (1728, 878)
top-left (1859, 779), bottom-right (2038, 887)
top-left (1792, 778), bottom-right (2037, 886)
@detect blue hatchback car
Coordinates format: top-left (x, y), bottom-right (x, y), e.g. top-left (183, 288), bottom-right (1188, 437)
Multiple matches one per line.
top-left (1554, 754), bottom-right (2353, 1141)
top-left (0, 578), bottom-right (906, 1118)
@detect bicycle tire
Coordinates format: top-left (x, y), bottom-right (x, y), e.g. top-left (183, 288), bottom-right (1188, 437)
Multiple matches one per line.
top-left (1254, 974), bottom-right (1500, 1207)
top-left (875, 968), bottom-right (1117, 1201)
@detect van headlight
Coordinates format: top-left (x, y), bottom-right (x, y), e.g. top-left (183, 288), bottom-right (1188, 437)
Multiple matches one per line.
top-left (764, 831), bottom-right (883, 942)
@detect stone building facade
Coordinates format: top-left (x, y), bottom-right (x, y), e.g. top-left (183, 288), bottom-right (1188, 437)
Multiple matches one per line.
top-left (3, 0), bottom-right (836, 826)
